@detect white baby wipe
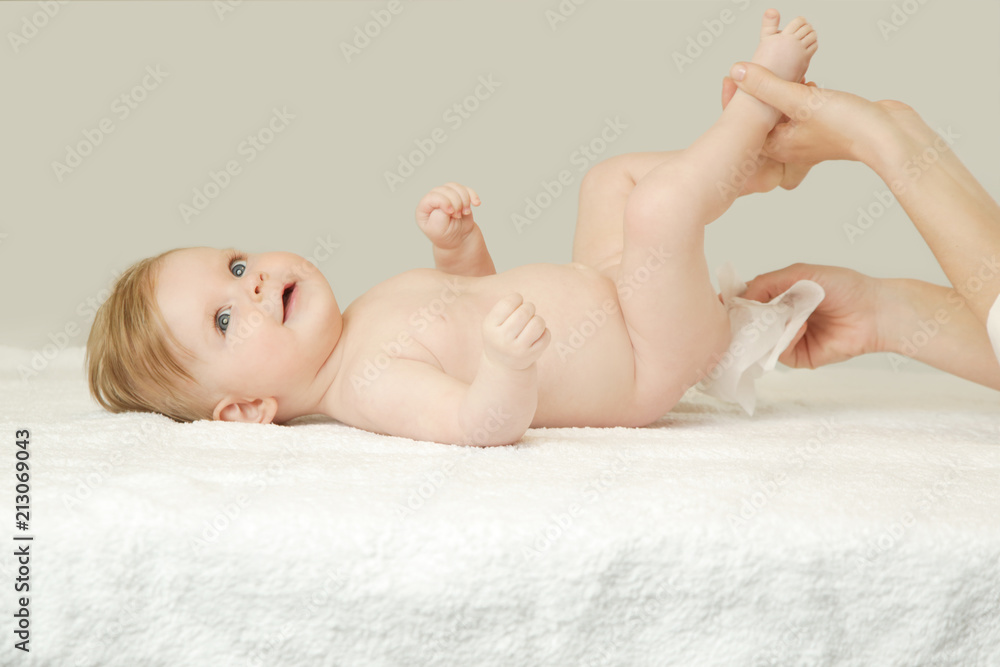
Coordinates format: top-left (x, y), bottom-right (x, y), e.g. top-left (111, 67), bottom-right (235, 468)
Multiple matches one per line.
top-left (697, 261), bottom-right (825, 416)
top-left (988, 292), bottom-right (1000, 364)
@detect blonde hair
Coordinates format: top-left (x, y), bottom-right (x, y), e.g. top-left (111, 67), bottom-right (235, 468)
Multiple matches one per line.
top-left (85, 248), bottom-right (216, 423)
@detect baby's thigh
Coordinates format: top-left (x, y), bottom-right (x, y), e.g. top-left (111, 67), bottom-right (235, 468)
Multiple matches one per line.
top-left (615, 186), bottom-right (732, 417)
top-left (570, 157), bottom-right (634, 277)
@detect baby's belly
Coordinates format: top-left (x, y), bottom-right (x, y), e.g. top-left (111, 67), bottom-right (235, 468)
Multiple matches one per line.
top-left (417, 263), bottom-right (637, 427)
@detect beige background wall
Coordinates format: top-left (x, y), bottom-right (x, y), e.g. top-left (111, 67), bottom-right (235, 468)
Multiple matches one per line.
top-left (2, 1), bottom-right (998, 368)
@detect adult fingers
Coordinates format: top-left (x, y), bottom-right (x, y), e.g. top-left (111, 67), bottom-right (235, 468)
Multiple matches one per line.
top-left (742, 264), bottom-right (814, 302)
top-left (729, 62), bottom-right (811, 119)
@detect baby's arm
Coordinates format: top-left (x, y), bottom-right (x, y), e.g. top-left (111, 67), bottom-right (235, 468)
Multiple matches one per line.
top-left (353, 357), bottom-right (520, 446)
top-left (353, 293), bottom-right (550, 446)
top-left (416, 182), bottom-right (497, 277)
top-left (433, 222), bottom-right (497, 277)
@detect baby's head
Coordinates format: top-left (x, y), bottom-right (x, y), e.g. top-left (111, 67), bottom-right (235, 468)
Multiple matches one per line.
top-left (86, 247), bottom-right (343, 424)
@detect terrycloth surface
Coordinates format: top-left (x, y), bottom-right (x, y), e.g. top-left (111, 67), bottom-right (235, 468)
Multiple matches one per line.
top-left (2, 346), bottom-right (999, 666)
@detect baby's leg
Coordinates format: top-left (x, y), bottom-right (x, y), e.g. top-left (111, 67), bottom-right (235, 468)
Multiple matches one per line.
top-left (619, 10), bottom-right (817, 421)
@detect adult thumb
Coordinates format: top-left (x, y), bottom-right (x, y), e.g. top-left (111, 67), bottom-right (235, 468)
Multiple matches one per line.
top-left (729, 62), bottom-right (805, 119)
top-left (742, 270), bottom-right (793, 303)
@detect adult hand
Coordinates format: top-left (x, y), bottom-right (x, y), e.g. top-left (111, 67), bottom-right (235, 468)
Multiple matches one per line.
top-left (742, 263), bottom-right (893, 369)
top-left (720, 62), bottom-right (923, 171)
top-left (721, 74), bottom-right (815, 191)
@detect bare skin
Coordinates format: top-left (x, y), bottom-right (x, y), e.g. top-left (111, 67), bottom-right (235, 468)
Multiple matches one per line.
top-left (156, 11), bottom-right (819, 445)
top-left (327, 10), bottom-right (817, 445)
top-left (717, 63), bottom-right (1000, 391)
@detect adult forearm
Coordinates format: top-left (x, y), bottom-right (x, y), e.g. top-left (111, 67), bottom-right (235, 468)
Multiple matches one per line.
top-left (865, 120), bottom-right (1000, 325)
top-left (433, 223), bottom-right (497, 277)
top-left (457, 353), bottom-right (537, 446)
top-left (881, 278), bottom-right (1000, 391)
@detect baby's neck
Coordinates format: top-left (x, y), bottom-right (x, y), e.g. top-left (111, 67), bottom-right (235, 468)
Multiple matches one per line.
top-left (275, 329), bottom-right (348, 424)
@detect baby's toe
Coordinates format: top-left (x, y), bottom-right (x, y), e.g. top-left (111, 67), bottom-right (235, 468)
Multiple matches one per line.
top-left (782, 16), bottom-right (807, 35)
top-left (794, 22), bottom-right (814, 39)
top-left (760, 8), bottom-right (780, 38)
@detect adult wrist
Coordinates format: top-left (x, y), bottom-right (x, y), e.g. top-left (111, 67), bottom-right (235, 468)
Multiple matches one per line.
top-left (874, 277), bottom-right (918, 355)
top-left (855, 119), bottom-right (915, 179)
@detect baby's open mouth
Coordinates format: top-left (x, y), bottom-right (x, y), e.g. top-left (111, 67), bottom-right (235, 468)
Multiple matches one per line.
top-left (282, 283), bottom-right (296, 323)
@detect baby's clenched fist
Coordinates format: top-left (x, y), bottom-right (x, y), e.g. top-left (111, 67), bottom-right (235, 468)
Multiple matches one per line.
top-left (482, 293), bottom-right (551, 370)
top-left (415, 182), bottom-right (482, 250)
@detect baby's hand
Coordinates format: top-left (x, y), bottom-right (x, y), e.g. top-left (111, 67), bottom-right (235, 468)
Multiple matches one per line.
top-left (415, 182), bottom-right (482, 250)
top-left (482, 293), bottom-right (551, 370)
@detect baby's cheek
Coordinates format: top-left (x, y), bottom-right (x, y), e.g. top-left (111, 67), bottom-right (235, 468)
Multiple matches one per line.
top-left (266, 331), bottom-right (302, 367)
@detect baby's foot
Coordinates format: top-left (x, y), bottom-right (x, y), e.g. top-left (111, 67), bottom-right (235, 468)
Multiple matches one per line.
top-left (751, 9), bottom-right (818, 88)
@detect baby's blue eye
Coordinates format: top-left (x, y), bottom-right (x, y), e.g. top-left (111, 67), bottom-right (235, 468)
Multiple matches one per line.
top-left (231, 259), bottom-right (247, 277)
top-left (217, 308), bottom-right (231, 333)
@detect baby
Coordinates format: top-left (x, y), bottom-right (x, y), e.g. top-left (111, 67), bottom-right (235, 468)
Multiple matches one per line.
top-left (86, 10), bottom-right (817, 446)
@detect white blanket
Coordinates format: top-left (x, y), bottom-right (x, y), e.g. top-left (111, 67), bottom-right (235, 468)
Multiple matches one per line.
top-left (2, 345), bottom-right (998, 666)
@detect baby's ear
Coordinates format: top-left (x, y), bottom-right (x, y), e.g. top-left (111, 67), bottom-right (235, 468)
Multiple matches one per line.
top-left (213, 396), bottom-right (278, 424)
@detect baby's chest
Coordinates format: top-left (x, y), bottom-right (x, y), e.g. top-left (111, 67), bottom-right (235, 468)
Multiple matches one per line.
top-left (351, 263), bottom-right (635, 389)
top-left (415, 265), bottom-right (634, 385)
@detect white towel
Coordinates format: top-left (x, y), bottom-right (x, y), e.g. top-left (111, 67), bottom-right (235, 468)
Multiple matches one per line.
top-left (2, 346), bottom-right (999, 666)
top-left (697, 262), bottom-right (825, 415)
